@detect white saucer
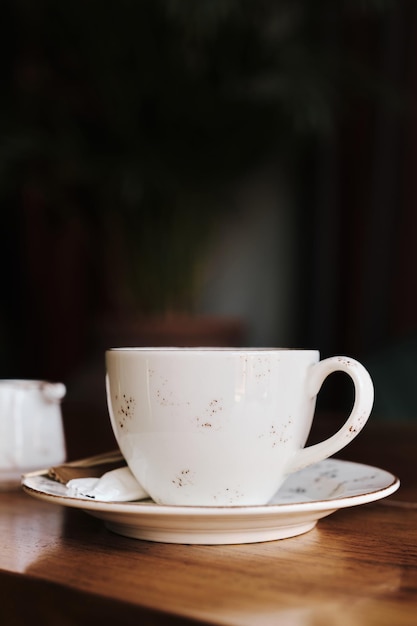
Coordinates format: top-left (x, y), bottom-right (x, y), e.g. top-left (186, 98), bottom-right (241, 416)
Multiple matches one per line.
top-left (22, 459), bottom-right (399, 545)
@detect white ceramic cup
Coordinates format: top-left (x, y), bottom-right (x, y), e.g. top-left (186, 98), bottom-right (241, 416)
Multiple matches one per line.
top-left (0, 379), bottom-right (67, 489)
top-left (105, 348), bottom-right (374, 506)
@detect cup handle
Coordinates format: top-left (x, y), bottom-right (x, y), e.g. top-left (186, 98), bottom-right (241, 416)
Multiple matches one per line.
top-left (285, 356), bottom-right (374, 474)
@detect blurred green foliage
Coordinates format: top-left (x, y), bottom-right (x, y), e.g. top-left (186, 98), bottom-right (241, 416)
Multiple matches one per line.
top-left (0, 0), bottom-right (391, 312)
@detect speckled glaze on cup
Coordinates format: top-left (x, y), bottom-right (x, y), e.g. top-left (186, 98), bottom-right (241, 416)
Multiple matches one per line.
top-left (105, 348), bottom-right (374, 506)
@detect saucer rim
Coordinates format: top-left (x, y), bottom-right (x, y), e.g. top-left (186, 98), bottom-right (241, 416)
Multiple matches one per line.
top-left (21, 459), bottom-right (400, 544)
top-left (21, 458), bottom-right (400, 516)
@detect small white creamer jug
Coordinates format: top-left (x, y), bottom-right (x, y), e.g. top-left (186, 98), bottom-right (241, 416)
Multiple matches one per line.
top-left (0, 379), bottom-right (66, 489)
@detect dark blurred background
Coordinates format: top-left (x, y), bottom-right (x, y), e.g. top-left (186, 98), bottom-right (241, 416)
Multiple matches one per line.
top-left (1, 1), bottom-right (417, 455)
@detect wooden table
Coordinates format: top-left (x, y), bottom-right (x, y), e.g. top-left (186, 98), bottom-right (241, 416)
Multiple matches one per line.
top-left (1, 415), bottom-right (417, 625)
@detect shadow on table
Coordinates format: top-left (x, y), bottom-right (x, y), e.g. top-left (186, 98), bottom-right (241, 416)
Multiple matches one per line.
top-left (0, 569), bottom-right (200, 626)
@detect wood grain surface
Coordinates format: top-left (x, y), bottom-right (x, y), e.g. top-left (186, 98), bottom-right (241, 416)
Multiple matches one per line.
top-left (1, 415), bottom-right (416, 626)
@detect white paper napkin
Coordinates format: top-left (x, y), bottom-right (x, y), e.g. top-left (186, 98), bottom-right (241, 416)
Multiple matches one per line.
top-left (67, 467), bottom-right (149, 502)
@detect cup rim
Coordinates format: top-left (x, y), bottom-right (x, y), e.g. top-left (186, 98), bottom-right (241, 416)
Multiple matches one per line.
top-left (106, 347), bottom-right (319, 353)
top-left (0, 379), bottom-right (57, 388)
